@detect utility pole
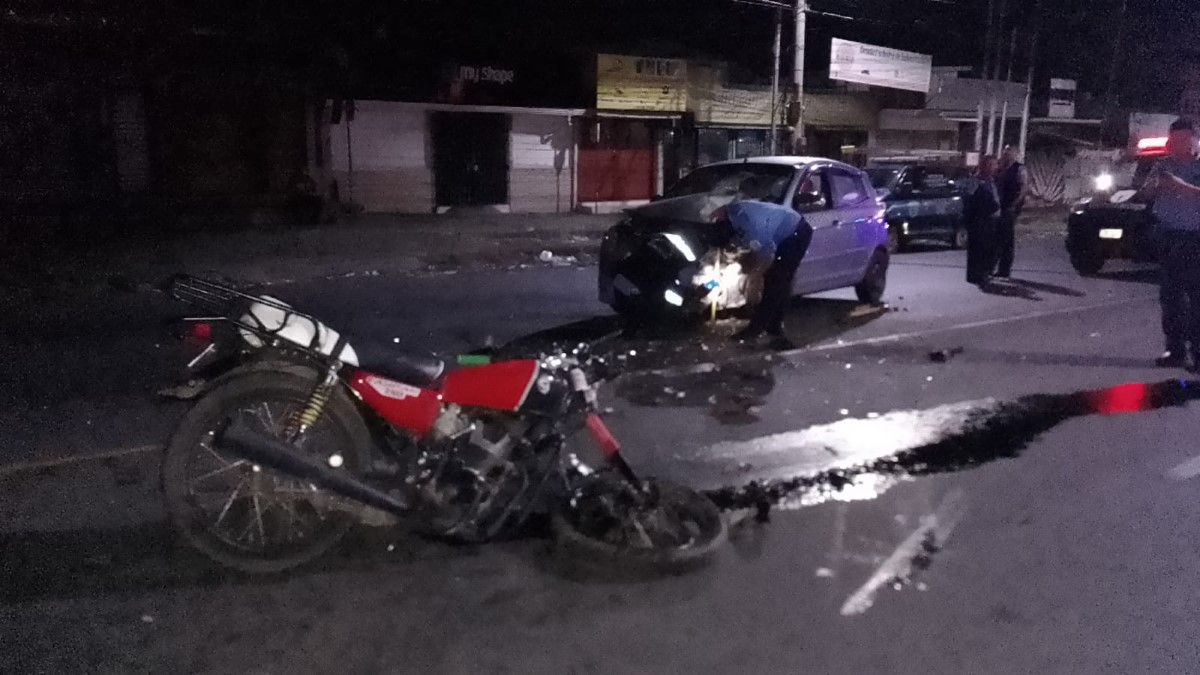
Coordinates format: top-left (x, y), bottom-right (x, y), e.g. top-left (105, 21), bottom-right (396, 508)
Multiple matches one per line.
top-left (1102, 0), bottom-right (1129, 145)
top-left (1018, 0), bottom-right (1043, 161)
top-left (770, 7), bottom-right (782, 154)
top-left (985, 0), bottom-right (1008, 155)
top-left (996, 28), bottom-right (1017, 152)
top-left (977, 0), bottom-right (996, 153)
top-left (792, 0), bottom-right (806, 154)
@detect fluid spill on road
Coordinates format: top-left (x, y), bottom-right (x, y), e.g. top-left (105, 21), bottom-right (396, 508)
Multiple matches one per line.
top-left (706, 380), bottom-right (1200, 512)
top-left (616, 358), bottom-right (775, 425)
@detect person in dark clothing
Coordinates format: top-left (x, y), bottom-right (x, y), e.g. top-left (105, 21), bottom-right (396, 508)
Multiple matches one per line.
top-left (716, 198), bottom-right (814, 347)
top-left (1141, 117), bottom-right (1200, 369)
top-left (964, 155), bottom-right (1002, 286)
top-left (994, 146), bottom-right (1027, 278)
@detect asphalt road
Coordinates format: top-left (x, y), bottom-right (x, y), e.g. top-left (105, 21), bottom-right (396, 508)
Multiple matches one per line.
top-left (4, 232), bottom-right (1197, 674)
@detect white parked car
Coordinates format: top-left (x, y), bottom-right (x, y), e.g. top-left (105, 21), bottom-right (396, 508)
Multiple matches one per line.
top-left (598, 157), bottom-right (890, 318)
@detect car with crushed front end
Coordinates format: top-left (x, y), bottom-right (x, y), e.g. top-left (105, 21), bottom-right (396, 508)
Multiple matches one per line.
top-left (598, 157), bottom-right (890, 320)
top-left (1066, 139), bottom-right (1164, 275)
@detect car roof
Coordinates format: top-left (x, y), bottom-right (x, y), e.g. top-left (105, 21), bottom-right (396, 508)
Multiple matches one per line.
top-left (705, 156), bottom-right (865, 173)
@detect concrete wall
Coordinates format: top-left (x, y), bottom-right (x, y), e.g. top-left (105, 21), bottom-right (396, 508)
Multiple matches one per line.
top-left (508, 113), bottom-right (574, 213)
top-left (329, 102), bottom-right (434, 213)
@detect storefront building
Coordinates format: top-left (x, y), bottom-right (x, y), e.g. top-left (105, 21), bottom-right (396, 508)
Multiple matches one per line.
top-left (328, 57), bottom-right (587, 214)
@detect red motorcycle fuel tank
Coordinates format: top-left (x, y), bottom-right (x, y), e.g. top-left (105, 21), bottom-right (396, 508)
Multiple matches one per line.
top-left (441, 360), bottom-right (539, 411)
top-left (349, 360), bottom-right (540, 436)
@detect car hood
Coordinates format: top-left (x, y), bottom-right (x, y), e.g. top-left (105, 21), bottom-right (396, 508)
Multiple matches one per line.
top-left (627, 193), bottom-right (735, 225)
top-left (623, 194), bottom-right (740, 245)
top-left (1085, 188), bottom-right (1152, 208)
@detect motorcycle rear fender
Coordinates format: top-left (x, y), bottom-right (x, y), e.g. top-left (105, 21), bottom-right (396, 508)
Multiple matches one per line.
top-left (166, 355), bottom-right (321, 401)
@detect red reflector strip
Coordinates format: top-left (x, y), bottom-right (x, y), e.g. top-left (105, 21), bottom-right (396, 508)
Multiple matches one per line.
top-left (585, 413), bottom-right (621, 457)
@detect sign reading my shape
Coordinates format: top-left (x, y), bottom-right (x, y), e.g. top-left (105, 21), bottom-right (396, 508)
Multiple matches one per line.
top-left (366, 376), bottom-right (423, 400)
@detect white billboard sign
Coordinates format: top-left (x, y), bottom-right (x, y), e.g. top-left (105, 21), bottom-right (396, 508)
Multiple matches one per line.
top-left (829, 38), bottom-right (932, 93)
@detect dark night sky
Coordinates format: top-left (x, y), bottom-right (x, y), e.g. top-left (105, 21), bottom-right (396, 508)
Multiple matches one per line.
top-left (6, 0), bottom-right (1195, 111)
top-left (372, 0), bottom-right (1194, 110)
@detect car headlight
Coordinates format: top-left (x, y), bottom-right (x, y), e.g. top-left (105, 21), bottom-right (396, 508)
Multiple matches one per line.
top-left (1094, 173), bottom-right (1114, 192)
top-left (662, 233), bottom-right (697, 262)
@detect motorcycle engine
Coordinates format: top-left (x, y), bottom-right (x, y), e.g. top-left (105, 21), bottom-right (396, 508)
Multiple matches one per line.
top-left (415, 406), bottom-right (531, 539)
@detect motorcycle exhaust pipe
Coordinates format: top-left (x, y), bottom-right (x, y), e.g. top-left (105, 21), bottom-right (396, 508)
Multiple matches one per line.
top-left (218, 419), bottom-right (412, 516)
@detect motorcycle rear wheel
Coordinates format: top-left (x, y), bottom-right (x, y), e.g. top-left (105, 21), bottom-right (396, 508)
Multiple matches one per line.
top-left (162, 369), bottom-right (372, 574)
top-left (552, 475), bottom-right (726, 573)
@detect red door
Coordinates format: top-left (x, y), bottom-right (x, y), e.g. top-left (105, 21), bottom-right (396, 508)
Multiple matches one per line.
top-left (578, 118), bottom-right (656, 202)
top-left (578, 149), bottom-right (655, 202)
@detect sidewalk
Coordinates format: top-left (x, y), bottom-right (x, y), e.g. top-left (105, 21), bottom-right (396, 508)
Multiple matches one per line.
top-left (1, 212), bottom-right (614, 294)
top-left (1016, 206), bottom-right (1068, 240)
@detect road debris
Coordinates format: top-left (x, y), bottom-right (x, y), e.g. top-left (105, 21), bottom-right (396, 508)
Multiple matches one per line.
top-left (928, 347), bottom-right (964, 363)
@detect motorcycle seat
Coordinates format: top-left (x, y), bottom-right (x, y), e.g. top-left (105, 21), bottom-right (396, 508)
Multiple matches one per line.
top-left (352, 339), bottom-right (446, 388)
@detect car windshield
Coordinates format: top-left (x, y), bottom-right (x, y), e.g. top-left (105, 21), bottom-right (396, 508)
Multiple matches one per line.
top-left (865, 168), bottom-right (901, 189)
top-left (665, 163), bottom-right (795, 204)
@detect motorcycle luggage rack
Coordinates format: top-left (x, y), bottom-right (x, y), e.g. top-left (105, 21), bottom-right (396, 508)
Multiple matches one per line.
top-left (169, 274), bottom-right (329, 353)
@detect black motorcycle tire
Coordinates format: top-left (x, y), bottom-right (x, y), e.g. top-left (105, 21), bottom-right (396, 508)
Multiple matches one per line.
top-left (162, 369), bottom-right (373, 574)
top-left (551, 478), bottom-right (727, 573)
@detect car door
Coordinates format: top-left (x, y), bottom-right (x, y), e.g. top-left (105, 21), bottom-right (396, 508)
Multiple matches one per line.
top-left (790, 167), bottom-right (840, 294)
top-left (919, 168), bottom-right (957, 236)
top-left (827, 167), bottom-right (879, 282)
top-left (890, 166), bottom-right (926, 239)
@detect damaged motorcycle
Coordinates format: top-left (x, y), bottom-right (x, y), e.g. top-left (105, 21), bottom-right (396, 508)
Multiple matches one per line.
top-left (160, 276), bottom-right (726, 574)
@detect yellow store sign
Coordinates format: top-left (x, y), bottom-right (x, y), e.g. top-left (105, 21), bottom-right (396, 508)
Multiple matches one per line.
top-left (597, 54), bottom-right (687, 112)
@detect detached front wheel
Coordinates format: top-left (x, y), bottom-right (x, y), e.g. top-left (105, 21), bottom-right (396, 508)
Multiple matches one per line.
top-left (552, 474), bottom-right (727, 573)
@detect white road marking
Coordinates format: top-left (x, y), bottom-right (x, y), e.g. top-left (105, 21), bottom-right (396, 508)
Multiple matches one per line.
top-left (840, 488), bottom-right (968, 617)
top-left (0, 444), bottom-right (160, 477)
top-left (1166, 455), bottom-right (1200, 481)
top-left (799, 297), bottom-right (1140, 356)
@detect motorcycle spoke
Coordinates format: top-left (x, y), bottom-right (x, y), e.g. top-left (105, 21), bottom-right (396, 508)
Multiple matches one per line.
top-left (269, 492), bottom-right (304, 542)
top-left (251, 492), bottom-right (267, 546)
top-left (256, 402), bottom-right (279, 433)
top-left (198, 437), bottom-right (235, 467)
top-left (213, 477), bottom-right (248, 528)
top-left (189, 460), bottom-right (248, 486)
top-left (630, 518), bottom-right (655, 549)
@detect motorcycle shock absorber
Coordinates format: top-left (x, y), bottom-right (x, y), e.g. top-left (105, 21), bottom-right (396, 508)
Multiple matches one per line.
top-left (286, 363), bottom-right (340, 441)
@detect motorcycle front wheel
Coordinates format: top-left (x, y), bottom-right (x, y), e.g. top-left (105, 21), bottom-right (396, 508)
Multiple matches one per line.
top-left (162, 369), bottom-right (372, 574)
top-left (552, 474), bottom-right (727, 573)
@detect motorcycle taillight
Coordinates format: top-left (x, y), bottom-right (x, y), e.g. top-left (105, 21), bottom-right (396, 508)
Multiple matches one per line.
top-left (188, 322), bottom-right (213, 344)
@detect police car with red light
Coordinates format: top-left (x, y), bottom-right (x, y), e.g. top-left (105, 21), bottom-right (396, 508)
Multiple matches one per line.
top-left (1065, 136), bottom-right (1163, 275)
